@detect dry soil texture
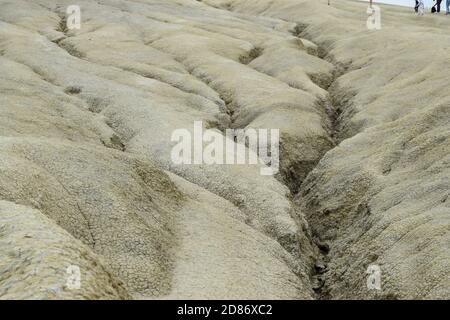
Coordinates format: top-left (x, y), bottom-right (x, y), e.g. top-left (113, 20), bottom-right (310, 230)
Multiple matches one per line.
top-left (0, 0), bottom-right (449, 299)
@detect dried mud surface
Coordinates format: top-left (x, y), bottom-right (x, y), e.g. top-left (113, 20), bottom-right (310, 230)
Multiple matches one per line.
top-left (0, 0), bottom-right (448, 299)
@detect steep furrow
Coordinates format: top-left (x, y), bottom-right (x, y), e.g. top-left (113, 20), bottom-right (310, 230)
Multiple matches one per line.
top-left (195, 1), bottom-right (356, 298)
top-left (291, 23), bottom-right (358, 300)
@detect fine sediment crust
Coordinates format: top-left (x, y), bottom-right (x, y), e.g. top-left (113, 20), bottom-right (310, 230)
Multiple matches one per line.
top-left (0, 0), bottom-right (449, 300)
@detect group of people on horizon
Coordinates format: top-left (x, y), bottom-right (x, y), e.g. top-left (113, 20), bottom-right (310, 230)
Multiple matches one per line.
top-left (415, 0), bottom-right (450, 15)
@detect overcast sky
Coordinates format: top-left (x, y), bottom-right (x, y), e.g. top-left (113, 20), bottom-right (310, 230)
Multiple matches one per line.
top-left (359, 0), bottom-right (442, 8)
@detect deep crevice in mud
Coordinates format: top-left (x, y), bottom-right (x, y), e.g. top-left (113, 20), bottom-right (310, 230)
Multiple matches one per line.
top-left (195, 2), bottom-right (359, 299)
top-left (56, 14), bottom-right (68, 34)
top-left (64, 85), bottom-right (82, 95)
top-left (85, 0), bottom-right (357, 297)
top-left (63, 86), bottom-right (127, 152)
top-left (289, 23), bottom-right (359, 300)
top-left (291, 23), bottom-right (355, 144)
top-left (53, 13), bottom-right (86, 59)
top-left (58, 41), bottom-right (86, 59)
top-left (239, 46), bottom-right (264, 65)
top-left (168, 63), bottom-right (236, 131)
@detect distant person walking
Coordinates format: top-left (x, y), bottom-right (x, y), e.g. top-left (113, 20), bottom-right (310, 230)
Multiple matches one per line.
top-left (432, 0), bottom-right (443, 13)
top-left (437, 0), bottom-right (443, 12)
top-left (418, 0), bottom-right (425, 15)
top-left (415, 0), bottom-right (419, 13)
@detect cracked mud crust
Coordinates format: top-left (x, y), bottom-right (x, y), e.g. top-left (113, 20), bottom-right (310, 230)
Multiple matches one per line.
top-left (0, 0), bottom-right (449, 300)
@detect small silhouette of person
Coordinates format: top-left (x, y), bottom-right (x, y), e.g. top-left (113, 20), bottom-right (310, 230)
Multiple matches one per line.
top-left (433, 0), bottom-right (443, 13)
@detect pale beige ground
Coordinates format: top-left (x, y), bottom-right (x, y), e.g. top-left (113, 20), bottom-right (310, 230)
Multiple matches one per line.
top-left (0, 0), bottom-right (448, 299)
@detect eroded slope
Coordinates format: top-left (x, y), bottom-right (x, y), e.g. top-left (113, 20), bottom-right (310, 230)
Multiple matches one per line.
top-left (206, 0), bottom-right (450, 299)
top-left (0, 0), bottom-right (335, 299)
top-left (1, 0), bottom-right (449, 300)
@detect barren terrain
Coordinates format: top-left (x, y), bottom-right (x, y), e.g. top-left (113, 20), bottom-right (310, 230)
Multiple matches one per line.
top-left (0, 0), bottom-right (449, 299)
